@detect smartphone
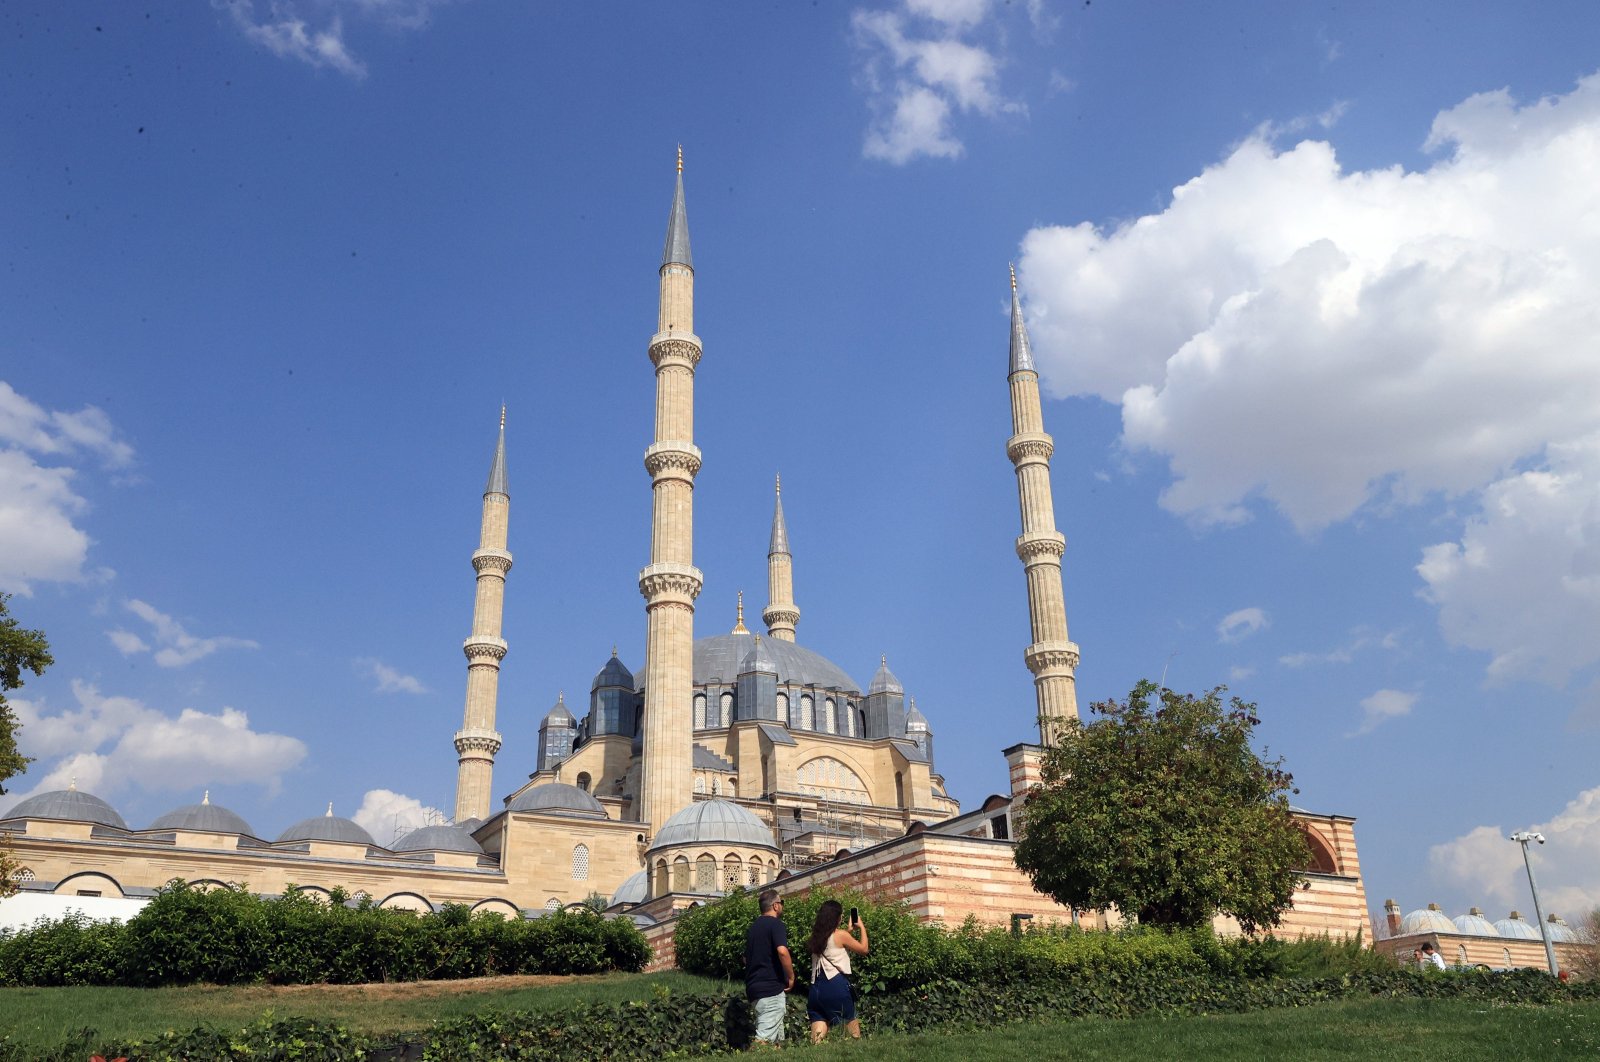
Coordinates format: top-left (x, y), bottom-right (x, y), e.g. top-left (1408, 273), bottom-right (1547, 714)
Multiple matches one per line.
top-left (849, 906), bottom-right (859, 926)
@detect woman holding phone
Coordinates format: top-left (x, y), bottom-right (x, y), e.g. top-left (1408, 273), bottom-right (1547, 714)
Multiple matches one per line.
top-left (805, 899), bottom-right (869, 1043)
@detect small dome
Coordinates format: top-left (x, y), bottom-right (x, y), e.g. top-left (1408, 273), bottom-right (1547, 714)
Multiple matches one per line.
top-left (1493, 911), bottom-right (1544, 940)
top-left (592, 653), bottom-right (634, 691)
top-left (1545, 914), bottom-right (1578, 943)
top-left (906, 698), bottom-right (929, 733)
top-left (1452, 908), bottom-right (1499, 936)
top-left (1399, 903), bottom-right (1456, 935)
top-left (3, 788), bottom-right (127, 830)
top-left (276, 805), bottom-right (376, 846)
top-left (148, 794), bottom-right (254, 836)
top-left (868, 656), bottom-right (903, 695)
top-left (542, 693), bottom-right (576, 728)
top-left (506, 782), bottom-right (607, 819)
top-left (739, 636), bottom-right (776, 675)
top-left (648, 798), bottom-right (776, 853)
top-left (610, 869), bottom-right (649, 906)
top-left (392, 823), bottom-right (484, 854)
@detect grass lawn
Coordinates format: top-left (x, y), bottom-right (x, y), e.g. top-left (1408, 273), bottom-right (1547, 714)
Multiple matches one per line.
top-left (0, 970), bottom-right (725, 1050)
top-left (740, 997), bottom-right (1600, 1061)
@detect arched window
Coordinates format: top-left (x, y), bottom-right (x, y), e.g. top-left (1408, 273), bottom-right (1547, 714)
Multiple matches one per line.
top-left (694, 694), bottom-right (707, 729)
top-left (747, 856), bottom-right (764, 885)
top-left (895, 771), bottom-right (905, 808)
top-left (696, 854), bottom-right (717, 892)
top-left (1503, 948), bottom-right (1513, 967)
top-left (797, 757), bottom-right (870, 805)
top-left (726, 777), bottom-right (737, 797)
top-left (720, 691), bottom-right (735, 723)
top-left (777, 692), bottom-right (789, 724)
top-left (576, 772), bottom-right (592, 792)
top-left (9, 867), bottom-right (34, 884)
top-left (544, 898), bottom-right (562, 911)
top-left (694, 776), bottom-right (706, 794)
top-left (723, 854), bottom-right (743, 892)
top-left (572, 843), bottom-right (590, 880)
top-left (1457, 945), bottom-right (1468, 966)
top-left (824, 699), bottom-right (837, 734)
top-left (800, 694), bottom-right (814, 731)
top-left (672, 855), bottom-right (691, 893)
top-left (856, 707), bottom-right (866, 737)
top-left (653, 859), bottom-right (669, 897)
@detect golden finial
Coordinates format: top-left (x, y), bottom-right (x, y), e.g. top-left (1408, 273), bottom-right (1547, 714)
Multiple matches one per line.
top-left (202, 790), bottom-right (211, 805)
top-left (69, 775), bottom-right (77, 791)
top-left (611, 644), bottom-right (618, 657)
top-left (1009, 263), bottom-right (1017, 292)
top-left (881, 654), bottom-right (887, 667)
top-left (732, 591), bottom-right (750, 634)
top-left (775, 473), bottom-right (781, 497)
top-left (677, 144), bottom-right (683, 174)
top-left (500, 404), bottom-right (506, 430)
top-left (325, 802), bottom-right (334, 817)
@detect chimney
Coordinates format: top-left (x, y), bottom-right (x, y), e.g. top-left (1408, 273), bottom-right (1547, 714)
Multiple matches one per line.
top-left (1384, 898), bottom-right (1401, 937)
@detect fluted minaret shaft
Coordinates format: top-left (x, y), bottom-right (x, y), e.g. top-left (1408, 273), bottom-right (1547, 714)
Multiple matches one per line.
top-left (1005, 268), bottom-right (1078, 742)
top-left (763, 475), bottom-right (799, 642)
top-left (454, 411), bottom-right (512, 822)
top-left (638, 151), bottom-right (703, 830)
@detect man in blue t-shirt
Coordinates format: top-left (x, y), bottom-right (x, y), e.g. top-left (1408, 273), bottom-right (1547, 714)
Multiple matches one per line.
top-left (744, 888), bottom-right (794, 1043)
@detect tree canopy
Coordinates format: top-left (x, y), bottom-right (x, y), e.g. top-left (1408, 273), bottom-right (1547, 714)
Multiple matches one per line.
top-left (1, 593), bottom-right (51, 896)
top-left (1013, 681), bottom-right (1310, 933)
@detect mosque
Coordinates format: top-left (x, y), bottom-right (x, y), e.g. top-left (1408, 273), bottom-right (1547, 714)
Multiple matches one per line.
top-left (0, 156), bottom-right (1371, 943)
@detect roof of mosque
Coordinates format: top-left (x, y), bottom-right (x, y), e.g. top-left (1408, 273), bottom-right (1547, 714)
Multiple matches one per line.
top-left (148, 796), bottom-right (254, 836)
top-left (276, 807), bottom-right (376, 846)
top-left (1493, 912), bottom-right (1544, 940)
top-left (647, 798), bottom-right (778, 853)
top-left (610, 869), bottom-right (650, 906)
top-left (592, 654), bottom-right (634, 691)
top-left (868, 656), bottom-right (903, 695)
top-left (391, 823), bottom-right (485, 854)
top-left (1451, 908), bottom-right (1499, 936)
top-left (1400, 904), bottom-right (1457, 934)
top-left (2, 788), bottom-right (128, 831)
top-left (506, 782), bottom-right (608, 819)
top-left (542, 693), bottom-right (576, 727)
top-left (693, 633), bottom-right (857, 692)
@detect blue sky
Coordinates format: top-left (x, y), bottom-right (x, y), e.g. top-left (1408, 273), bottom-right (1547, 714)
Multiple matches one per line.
top-left (5, 0), bottom-right (1600, 927)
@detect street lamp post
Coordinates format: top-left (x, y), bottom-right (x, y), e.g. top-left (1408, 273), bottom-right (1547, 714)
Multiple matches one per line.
top-left (1510, 831), bottom-right (1560, 976)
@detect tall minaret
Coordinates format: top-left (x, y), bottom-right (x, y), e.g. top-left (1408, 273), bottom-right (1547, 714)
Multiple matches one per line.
top-left (1005, 267), bottom-right (1079, 742)
top-left (453, 408), bottom-right (512, 823)
top-left (763, 475), bottom-right (799, 642)
top-left (637, 148), bottom-right (703, 829)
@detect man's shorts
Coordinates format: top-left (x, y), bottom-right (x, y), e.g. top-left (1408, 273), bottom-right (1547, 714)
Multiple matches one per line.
top-left (752, 992), bottom-right (786, 1042)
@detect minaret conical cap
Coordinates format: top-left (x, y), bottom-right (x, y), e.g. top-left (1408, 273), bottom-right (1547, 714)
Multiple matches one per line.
top-left (662, 149), bottom-right (693, 269)
top-left (484, 408), bottom-right (509, 496)
top-left (769, 474), bottom-right (790, 555)
top-left (1009, 265), bottom-right (1036, 374)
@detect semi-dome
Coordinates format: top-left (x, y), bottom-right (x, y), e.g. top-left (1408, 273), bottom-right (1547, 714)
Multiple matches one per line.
top-left (1452, 908), bottom-right (1499, 936)
top-left (148, 794), bottom-right (254, 836)
top-left (592, 653), bottom-right (634, 690)
top-left (694, 633), bottom-right (857, 692)
top-left (648, 798), bottom-right (777, 853)
top-left (506, 782), bottom-right (607, 819)
top-left (276, 805), bottom-right (376, 846)
top-left (1545, 914), bottom-right (1578, 943)
top-left (868, 655), bottom-right (903, 695)
top-left (3, 787), bottom-right (127, 830)
top-left (542, 693), bottom-right (576, 728)
top-left (392, 823), bottom-right (485, 854)
top-left (1493, 911), bottom-right (1544, 940)
top-left (1399, 903), bottom-right (1456, 935)
top-left (610, 869), bottom-right (649, 906)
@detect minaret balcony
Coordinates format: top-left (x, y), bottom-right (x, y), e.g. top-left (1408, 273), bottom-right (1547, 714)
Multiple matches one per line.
top-left (644, 441), bottom-right (703, 480)
top-left (1006, 431), bottom-right (1055, 465)
top-left (1015, 531), bottom-right (1066, 564)
top-left (462, 636), bottom-right (508, 662)
top-left (648, 331), bottom-right (703, 368)
top-left (471, 548), bottom-right (514, 574)
top-left (638, 562), bottom-right (704, 606)
top-left (1024, 640), bottom-right (1081, 674)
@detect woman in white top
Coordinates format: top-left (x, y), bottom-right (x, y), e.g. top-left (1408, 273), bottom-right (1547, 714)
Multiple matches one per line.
top-left (805, 899), bottom-right (870, 1042)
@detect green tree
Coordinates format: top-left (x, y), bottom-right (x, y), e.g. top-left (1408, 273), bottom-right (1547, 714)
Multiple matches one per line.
top-left (1, 592), bottom-right (53, 896)
top-left (1014, 681), bottom-right (1310, 933)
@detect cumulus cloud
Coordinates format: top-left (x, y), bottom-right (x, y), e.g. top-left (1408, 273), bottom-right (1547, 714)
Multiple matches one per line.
top-left (1017, 72), bottom-right (1600, 532)
top-left (352, 788), bottom-right (448, 843)
top-left (1227, 665), bottom-right (1255, 682)
top-left (0, 382), bottom-right (131, 595)
top-left (218, 0), bottom-right (452, 78)
top-left (355, 657), bottom-right (428, 694)
top-left (0, 681), bottom-right (306, 814)
top-left (1431, 787), bottom-right (1600, 916)
top-left (1350, 688), bottom-right (1417, 737)
top-left (1216, 607), bottom-right (1269, 643)
top-left (852, 0), bottom-right (1024, 164)
top-left (107, 599), bottom-right (259, 668)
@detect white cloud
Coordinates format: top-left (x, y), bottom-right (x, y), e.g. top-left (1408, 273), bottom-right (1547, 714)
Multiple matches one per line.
top-left (0, 382), bottom-right (131, 595)
top-left (0, 681), bottom-right (306, 814)
top-left (1227, 665), bottom-right (1255, 681)
top-left (1278, 626), bottom-right (1401, 668)
top-left (219, 0), bottom-right (452, 78)
top-left (853, 1), bottom-right (1024, 164)
top-left (355, 657), bottom-right (428, 694)
top-left (352, 788), bottom-right (448, 843)
top-left (1216, 607), bottom-right (1268, 643)
top-left (1419, 434), bottom-right (1600, 687)
top-left (1431, 787), bottom-right (1600, 917)
top-left (1017, 71), bottom-right (1600, 533)
top-left (111, 599), bottom-right (259, 668)
top-left (1350, 688), bottom-right (1416, 736)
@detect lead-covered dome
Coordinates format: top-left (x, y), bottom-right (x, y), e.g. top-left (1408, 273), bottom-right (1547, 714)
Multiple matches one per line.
top-left (149, 795), bottom-right (254, 837)
top-left (592, 653), bottom-right (634, 690)
top-left (868, 656), bottom-right (903, 695)
top-left (506, 782), bottom-right (607, 819)
top-left (648, 798), bottom-right (776, 853)
top-left (1545, 914), bottom-right (1578, 943)
top-left (276, 806), bottom-right (375, 846)
top-left (1452, 908), bottom-right (1499, 936)
top-left (1493, 911), bottom-right (1543, 939)
top-left (610, 869), bottom-right (649, 906)
top-left (694, 633), bottom-right (856, 691)
top-left (1399, 903), bottom-right (1456, 934)
top-left (392, 823), bottom-right (484, 854)
top-left (542, 693), bottom-right (576, 728)
top-left (3, 788), bottom-right (127, 830)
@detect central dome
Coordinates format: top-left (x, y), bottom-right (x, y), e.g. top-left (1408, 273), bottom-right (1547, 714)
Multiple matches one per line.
top-left (693, 633), bottom-right (857, 691)
top-left (648, 798), bottom-right (777, 852)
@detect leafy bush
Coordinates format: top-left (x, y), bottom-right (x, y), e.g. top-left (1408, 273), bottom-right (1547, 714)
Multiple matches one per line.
top-left (0, 910), bottom-right (123, 986)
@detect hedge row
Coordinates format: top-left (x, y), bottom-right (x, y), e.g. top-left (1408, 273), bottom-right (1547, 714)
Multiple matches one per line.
top-left (8, 968), bottom-right (1598, 1062)
top-left (0, 881), bottom-right (649, 987)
